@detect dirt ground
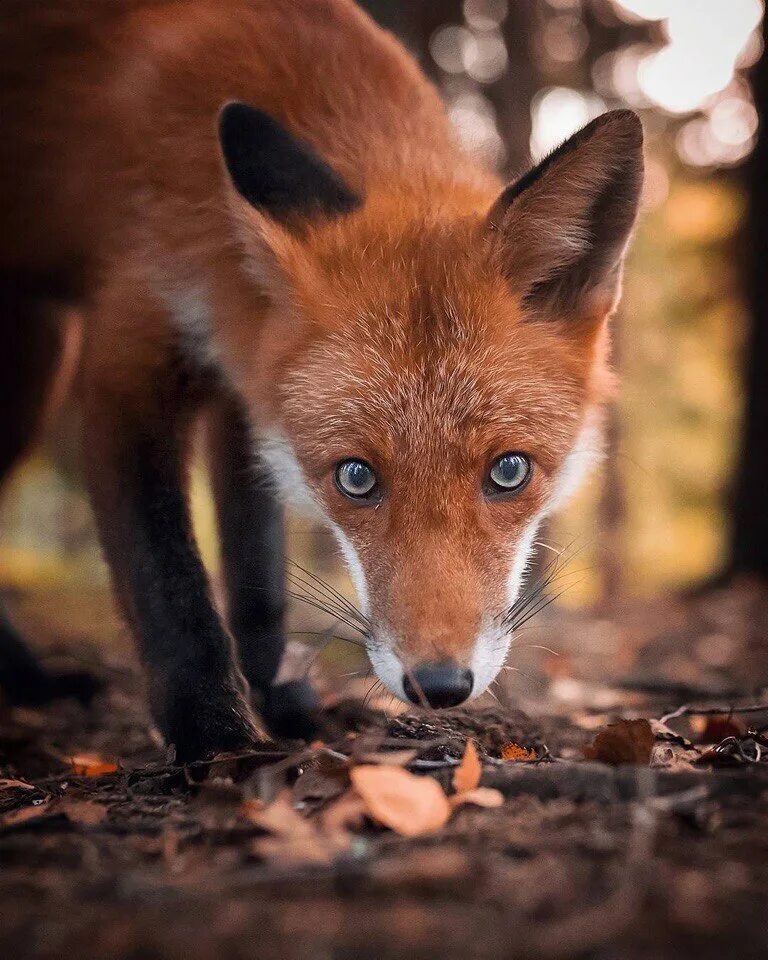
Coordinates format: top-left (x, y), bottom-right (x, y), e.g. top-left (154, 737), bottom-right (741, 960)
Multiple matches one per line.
top-left (2, 582), bottom-right (768, 960)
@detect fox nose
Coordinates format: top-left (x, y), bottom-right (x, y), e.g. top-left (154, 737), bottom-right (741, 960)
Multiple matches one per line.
top-left (403, 663), bottom-right (474, 708)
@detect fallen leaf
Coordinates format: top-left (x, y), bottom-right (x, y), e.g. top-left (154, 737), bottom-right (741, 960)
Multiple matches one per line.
top-left (246, 791), bottom-right (352, 865)
top-left (584, 718), bottom-right (655, 766)
top-left (501, 743), bottom-right (538, 762)
top-left (0, 778), bottom-right (35, 792)
top-left (696, 715), bottom-right (746, 744)
top-left (452, 739), bottom-right (482, 793)
top-left (70, 753), bottom-right (119, 777)
top-left (350, 765), bottom-right (451, 837)
top-left (450, 787), bottom-right (505, 809)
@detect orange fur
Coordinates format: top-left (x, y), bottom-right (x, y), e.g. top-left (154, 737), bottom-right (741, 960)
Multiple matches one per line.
top-left (1, 0), bottom-right (642, 702)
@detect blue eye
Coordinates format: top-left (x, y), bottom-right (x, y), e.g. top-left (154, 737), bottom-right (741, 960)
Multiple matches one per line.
top-left (334, 459), bottom-right (378, 500)
top-left (487, 453), bottom-right (531, 495)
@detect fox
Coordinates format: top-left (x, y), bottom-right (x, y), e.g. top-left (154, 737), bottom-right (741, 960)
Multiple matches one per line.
top-left (0, 0), bottom-right (643, 760)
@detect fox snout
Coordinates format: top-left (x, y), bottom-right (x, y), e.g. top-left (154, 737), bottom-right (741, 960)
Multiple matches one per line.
top-left (345, 523), bottom-right (523, 709)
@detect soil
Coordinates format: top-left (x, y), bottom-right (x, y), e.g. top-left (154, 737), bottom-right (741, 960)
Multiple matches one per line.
top-left (2, 582), bottom-right (768, 960)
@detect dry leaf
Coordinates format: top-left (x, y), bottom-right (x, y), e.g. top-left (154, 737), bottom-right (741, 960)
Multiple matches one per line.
top-left (350, 765), bottom-right (451, 837)
top-left (246, 790), bottom-right (352, 865)
top-left (584, 718), bottom-right (655, 766)
top-left (0, 778), bottom-right (35, 792)
top-left (450, 787), bottom-right (505, 809)
top-left (452, 739), bottom-right (482, 793)
top-left (696, 715), bottom-right (746, 744)
top-left (501, 743), bottom-right (538, 762)
top-left (70, 753), bottom-right (119, 777)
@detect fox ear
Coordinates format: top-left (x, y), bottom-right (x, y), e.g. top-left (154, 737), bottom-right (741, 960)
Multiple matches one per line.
top-left (218, 101), bottom-right (361, 222)
top-left (487, 110), bottom-right (643, 321)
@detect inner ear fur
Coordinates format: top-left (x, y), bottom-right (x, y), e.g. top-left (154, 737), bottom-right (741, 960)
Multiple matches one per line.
top-left (487, 109), bottom-right (644, 321)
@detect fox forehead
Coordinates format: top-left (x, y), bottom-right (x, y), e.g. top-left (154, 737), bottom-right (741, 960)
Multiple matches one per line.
top-left (277, 287), bottom-right (596, 478)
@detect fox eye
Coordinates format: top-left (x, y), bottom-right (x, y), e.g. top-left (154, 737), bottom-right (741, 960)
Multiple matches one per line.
top-left (487, 453), bottom-right (531, 496)
top-left (334, 459), bottom-right (379, 500)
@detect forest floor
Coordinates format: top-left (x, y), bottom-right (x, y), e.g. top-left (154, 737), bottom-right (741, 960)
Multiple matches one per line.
top-left (2, 580), bottom-right (768, 960)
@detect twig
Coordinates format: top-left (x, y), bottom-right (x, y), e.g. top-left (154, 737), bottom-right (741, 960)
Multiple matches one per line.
top-left (660, 701), bottom-right (768, 725)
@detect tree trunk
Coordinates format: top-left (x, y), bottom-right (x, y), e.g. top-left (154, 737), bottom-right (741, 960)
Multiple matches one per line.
top-left (730, 16), bottom-right (768, 580)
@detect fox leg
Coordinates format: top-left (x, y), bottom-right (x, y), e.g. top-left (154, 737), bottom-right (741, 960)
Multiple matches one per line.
top-left (81, 312), bottom-right (258, 761)
top-left (207, 396), bottom-right (319, 739)
top-left (0, 279), bottom-right (98, 705)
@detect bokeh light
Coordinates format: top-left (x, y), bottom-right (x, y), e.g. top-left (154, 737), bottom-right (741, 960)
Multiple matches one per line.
top-left (464, 30), bottom-right (508, 83)
top-left (530, 86), bottom-right (607, 156)
top-left (635, 0), bottom-right (761, 114)
top-left (462, 0), bottom-right (508, 31)
top-left (447, 90), bottom-right (506, 166)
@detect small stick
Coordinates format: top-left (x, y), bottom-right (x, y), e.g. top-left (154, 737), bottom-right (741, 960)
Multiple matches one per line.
top-left (660, 701), bottom-right (768, 725)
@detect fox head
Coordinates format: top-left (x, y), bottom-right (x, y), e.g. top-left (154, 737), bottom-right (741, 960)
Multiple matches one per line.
top-left (217, 103), bottom-right (643, 707)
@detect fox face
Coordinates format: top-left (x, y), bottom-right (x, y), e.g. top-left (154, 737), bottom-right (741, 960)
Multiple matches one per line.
top-left (218, 104), bottom-right (643, 706)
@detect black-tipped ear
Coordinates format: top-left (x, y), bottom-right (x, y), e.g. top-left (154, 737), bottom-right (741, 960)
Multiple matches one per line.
top-left (218, 102), bottom-right (361, 221)
top-left (487, 110), bottom-right (644, 319)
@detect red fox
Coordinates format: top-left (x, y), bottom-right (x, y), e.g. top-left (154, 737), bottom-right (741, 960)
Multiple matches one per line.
top-left (0, 0), bottom-right (643, 759)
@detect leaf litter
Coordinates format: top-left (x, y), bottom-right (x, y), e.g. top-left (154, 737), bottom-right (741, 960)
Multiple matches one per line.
top-left (3, 583), bottom-right (768, 958)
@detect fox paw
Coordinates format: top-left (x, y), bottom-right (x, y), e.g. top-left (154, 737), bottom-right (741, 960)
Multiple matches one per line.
top-left (159, 681), bottom-right (260, 763)
top-left (261, 679), bottom-right (321, 741)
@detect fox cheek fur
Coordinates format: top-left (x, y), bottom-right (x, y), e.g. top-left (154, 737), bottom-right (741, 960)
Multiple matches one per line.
top-left (221, 106), bottom-right (643, 704)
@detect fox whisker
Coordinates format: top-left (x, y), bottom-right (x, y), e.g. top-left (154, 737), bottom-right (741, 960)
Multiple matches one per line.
top-left (286, 573), bottom-right (367, 629)
top-left (286, 591), bottom-right (369, 643)
top-left (287, 560), bottom-right (371, 630)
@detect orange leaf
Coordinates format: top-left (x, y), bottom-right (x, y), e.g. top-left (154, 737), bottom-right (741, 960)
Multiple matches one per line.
top-left (501, 743), bottom-right (538, 762)
top-left (452, 739), bottom-right (482, 793)
top-left (584, 719), bottom-right (654, 766)
top-left (246, 791), bottom-right (353, 866)
top-left (69, 753), bottom-right (119, 777)
top-left (450, 787), bottom-right (505, 809)
top-left (350, 765), bottom-right (451, 837)
top-left (698, 715), bottom-right (746, 744)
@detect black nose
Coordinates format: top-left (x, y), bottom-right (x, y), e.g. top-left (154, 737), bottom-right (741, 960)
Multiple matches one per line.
top-left (403, 663), bottom-right (474, 708)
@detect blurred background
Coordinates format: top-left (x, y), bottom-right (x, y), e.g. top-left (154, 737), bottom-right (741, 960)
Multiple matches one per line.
top-left (3, 0), bottom-right (768, 706)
